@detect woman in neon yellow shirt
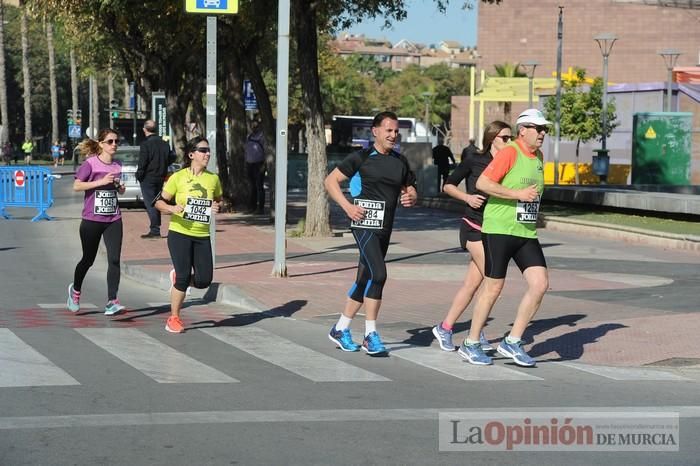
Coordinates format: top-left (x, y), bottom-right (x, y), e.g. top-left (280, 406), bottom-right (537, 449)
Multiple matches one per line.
top-left (154, 136), bottom-right (222, 333)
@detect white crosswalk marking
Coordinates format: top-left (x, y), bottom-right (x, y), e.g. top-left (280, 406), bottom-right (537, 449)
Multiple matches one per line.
top-left (556, 362), bottom-right (692, 381)
top-left (389, 345), bottom-right (543, 381)
top-left (0, 329), bottom-right (79, 387)
top-left (76, 328), bottom-right (238, 384)
top-left (37, 303), bottom-right (98, 309)
top-left (200, 327), bottom-right (390, 382)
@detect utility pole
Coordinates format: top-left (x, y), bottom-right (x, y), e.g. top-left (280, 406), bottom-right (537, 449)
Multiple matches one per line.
top-left (552, 6), bottom-right (564, 185)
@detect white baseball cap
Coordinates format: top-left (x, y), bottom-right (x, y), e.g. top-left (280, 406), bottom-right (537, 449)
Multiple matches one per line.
top-left (516, 108), bottom-right (552, 126)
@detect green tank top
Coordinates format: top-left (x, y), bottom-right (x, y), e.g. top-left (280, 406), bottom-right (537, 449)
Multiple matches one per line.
top-left (482, 141), bottom-right (544, 238)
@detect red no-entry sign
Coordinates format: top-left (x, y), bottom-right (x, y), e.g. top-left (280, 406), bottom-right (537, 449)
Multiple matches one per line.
top-left (14, 170), bottom-right (25, 188)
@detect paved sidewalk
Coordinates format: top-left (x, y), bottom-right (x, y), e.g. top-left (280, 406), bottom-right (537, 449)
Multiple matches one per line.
top-left (120, 197), bottom-right (700, 369)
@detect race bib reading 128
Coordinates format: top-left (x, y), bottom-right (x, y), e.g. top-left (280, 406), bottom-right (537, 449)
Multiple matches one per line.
top-left (516, 196), bottom-right (540, 223)
top-left (94, 190), bottom-right (118, 215)
top-left (183, 197), bottom-right (213, 224)
top-left (351, 199), bottom-right (385, 229)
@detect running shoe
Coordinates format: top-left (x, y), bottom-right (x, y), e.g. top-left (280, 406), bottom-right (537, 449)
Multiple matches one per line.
top-left (479, 331), bottom-right (494, 353)
top-left (497, 339), bottom-right (536, 367)
top-left (66, 283), bottom-right (80, 313)
top-left (457, 341), bottom-right (493, 365)
top-left (104, 299), bottom-right (126, 316)
top-left (432, 324), bottom-right (456, 352)
top-left (165, 316), bottom-right (185, 333)
top-left (169, 268), bottom-right (191, 296)
top-left (362, 331), bottom-right (388, 355)
top-left (328, 325), bottom-right (360, 352)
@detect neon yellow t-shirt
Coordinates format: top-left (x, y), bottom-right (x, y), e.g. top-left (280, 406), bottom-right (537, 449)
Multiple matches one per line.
top-left (163, 168), bottom-right (222, 238)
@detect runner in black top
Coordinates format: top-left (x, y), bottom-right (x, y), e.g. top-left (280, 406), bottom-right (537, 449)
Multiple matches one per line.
top-left (431, 121), bottom-right (512, 357)
top-left (325, 111), bottom-right (417, 355)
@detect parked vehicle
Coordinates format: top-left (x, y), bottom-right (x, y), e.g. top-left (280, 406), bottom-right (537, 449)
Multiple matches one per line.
top-left (115, 146), bottom-right (180, 206)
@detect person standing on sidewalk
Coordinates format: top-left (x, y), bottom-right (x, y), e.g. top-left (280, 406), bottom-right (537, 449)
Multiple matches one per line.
top-left (324, 111), bottom-right (418, 355)
top-left (154, 136), bottom-right (222, 334)
top-left (137, 119), bottom-right (173, 238)
top-left (458, 108), bottom-right (549, 367)
top-left (67, 129), bottom-right (127, 316)
top-left (244, 121), bottom-right (266, 214)
top-left (432, 121), bottom-right (512, 353)
top-left (432, 142), bottom-right (455, 193)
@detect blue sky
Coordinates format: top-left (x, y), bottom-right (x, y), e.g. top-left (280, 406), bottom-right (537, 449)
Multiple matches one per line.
top-left (346, 1), bottom-right (479, 48)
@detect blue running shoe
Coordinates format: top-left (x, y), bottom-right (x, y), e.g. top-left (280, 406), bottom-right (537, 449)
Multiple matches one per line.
top-left (104, 299), bottom-right (126, 316)
top-left (362, 331), bottom-right (388, 355)
top-left (479, 331), bottom-right (494, 353)
top-left (457, 341), bottom-right (493, 365)
top-left (497, 339), bottom-right (536, 367)
top-left (67, 283), bottom-right (80, 313)
top-left (328, 325), bottom-right (360, 352)
top-left (432, 324), bottom-right (456, 352)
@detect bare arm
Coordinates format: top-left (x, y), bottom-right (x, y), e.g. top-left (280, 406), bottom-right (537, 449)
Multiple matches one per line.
top-left (324, 167), bottom-right (365, 222)
top-left (443, 183), bottom-right (486, 209)
top-left (400, 185), bottom-right (417, 207)
top-left (475, 174), bottom-right (538, 202)
top-left (73, 173), bottom-right (114, 192)
top-left (154, 190), bottom-right (184, 215)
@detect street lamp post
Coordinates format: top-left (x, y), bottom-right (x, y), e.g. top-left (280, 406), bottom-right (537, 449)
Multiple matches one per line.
top-left (521, 60), bottom-right (539, 108)
top-left (593, 33), bottom-right (617, 184)
top-left (658, 49), bottom-right (681, 112)
top-left (421, 91), bottom-right (433, 143)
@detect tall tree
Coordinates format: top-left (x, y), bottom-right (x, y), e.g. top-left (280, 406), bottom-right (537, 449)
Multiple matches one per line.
top-left (46, 19), bottom-right (58, 144)
top-left (20, 3), bottom-right (31, 144)
top-left (492, 61), bottom-right (525, 123)
top-left (0, 0), bottom-right (9, 145)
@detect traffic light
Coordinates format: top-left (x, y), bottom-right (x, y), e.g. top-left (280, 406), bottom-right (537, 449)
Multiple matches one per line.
top-left (110, 99), bottom-right (119, 119)
top-left (75, 109), bottom-right (82, 126)
top-left (67, 109), bottom-right (73, 125)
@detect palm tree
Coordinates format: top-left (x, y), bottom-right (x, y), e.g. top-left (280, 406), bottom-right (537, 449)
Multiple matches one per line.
top-left (0, 0), bottom-right (9, 145)
top-left (493, 62), bottom-right (526, 123)
top-left (20, 3), bottom-right (32, 148)
top-left (46, 19), bottom-right (58, 145)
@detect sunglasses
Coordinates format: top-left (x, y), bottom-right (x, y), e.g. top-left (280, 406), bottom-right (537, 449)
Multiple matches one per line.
top-left (523, 125), bottom-right (549, 134)
top-left (194, 147), bottom-right (211, 153)
top-left (497, 135), bottom-right (513, 142)
top-left (101, 139), bottom-right (119, 145)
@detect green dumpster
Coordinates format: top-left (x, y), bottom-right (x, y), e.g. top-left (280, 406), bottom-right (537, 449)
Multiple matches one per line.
top-left (631, 112), bottom-right (692, 185)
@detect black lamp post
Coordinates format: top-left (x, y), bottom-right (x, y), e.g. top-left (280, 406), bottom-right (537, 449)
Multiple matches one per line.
top-left (521, 60), bottom-right (539, 108)
top-left (593, 33), bottom-right (617, 184)
top-left (658, 49), bottom-right (681, 112)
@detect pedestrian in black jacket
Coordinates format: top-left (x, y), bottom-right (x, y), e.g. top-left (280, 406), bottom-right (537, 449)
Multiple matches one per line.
top-left (137, 120), bottom-right (173, 238)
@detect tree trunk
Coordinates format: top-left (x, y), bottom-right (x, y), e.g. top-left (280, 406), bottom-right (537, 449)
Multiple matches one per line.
top-left (70, 49), bottom-right (79, 123)
top-left (0, 1), bottom-right (9, 144)
top-left (46, 20), bottom-right (58, 145)
top-left (20, 6), bottom-right (32, 142)
top-left (293, 0), bottom-right (331, 237)
top-left (221, 52), bottom-right (248, 209)
top-left (575, 138), bottom-right (580, 185)
top-left (91, 75), bottom-right (99, 137)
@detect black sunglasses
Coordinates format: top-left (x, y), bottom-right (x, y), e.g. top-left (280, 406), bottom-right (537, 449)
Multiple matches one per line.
top-left (194, 147), bottom-right (211, 153)
top-left (523, 125), bottom-right (549, 134)
top-left (102, 138), bottom-right (119, 145)
top-left (498, 135), bottom-right (513, 142)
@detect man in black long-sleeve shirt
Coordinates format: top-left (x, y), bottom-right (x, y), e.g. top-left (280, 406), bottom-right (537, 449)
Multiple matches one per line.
top-left (137, 120), bottom-right (172, 238)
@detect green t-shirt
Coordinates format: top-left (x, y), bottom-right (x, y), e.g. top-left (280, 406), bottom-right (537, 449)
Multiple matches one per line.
top-left (163, 168), bottom-right (222, 238)
top-left (482, 142), bottom-right (544, 238)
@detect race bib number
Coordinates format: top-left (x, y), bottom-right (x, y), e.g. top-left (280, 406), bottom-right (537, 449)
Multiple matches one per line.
top-left (183, 197), bottom-right (213, 224)
top-left (94, 190), bottom-right (118, 215)
top-left (351, 199), bottom-right (385, 229)
top-left (516, 196), bottom-right (540, 223)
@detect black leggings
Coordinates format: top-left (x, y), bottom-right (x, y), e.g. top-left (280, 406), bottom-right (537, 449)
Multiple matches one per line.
top-left (73, 219), bottom-right (123, 300)
top-left (167, 230), bottom-right (213, 292)
top-left (348, 229), bottom-right (391, 302)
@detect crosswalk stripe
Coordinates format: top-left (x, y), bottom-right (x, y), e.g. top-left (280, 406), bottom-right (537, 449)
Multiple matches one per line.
top-left (200, 327), bottom-right (389, 382)
top-left (0, 329), bottom-right (79, 387)
top-left (389, 345), bottom-right (543, 381)
top-left (37, 303), bottom-right (98, 309)
top-left (76, 328), bottom-right (238, 384)
top-left (555, 361), bottom-right (692, 381)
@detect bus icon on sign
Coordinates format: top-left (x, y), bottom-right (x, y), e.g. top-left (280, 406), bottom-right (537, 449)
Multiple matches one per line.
top-left (197, 0), bottom-right (225, 7)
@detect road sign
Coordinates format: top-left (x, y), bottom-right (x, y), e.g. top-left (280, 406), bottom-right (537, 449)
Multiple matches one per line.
top-left (68, 125), bottom-right (82, 139)
top-left (243, 79), bottom-right (257, 111)
top-left (14, 170), bottom-right (25, 188)
top-left (185, 0), bottom-right (238, 14)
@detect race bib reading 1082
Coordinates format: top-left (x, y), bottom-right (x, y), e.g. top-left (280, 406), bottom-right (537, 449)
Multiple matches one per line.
top-left (352, 198), bottom-right (385, 229)
top-left (183, 197), bottom-right (213, 224)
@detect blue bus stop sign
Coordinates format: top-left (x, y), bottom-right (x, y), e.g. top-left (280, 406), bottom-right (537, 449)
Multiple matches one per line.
top-left (68, 125), bottom-right (82, 139)
top-left (243, 80), bottom-right (257, 111)
top-left (186, 0), bottom-right (238, 14)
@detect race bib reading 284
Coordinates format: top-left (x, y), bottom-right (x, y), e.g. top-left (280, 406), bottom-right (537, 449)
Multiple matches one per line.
top-left (352, 199), bottom-right (385, 229)
top-left (183, 197), bottom-right (213, 224)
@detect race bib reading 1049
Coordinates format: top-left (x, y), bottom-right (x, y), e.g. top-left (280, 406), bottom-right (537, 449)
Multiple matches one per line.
top-left (94, 190), bottom-right (119, 215)
top-left (352, 198), bottom-right (385, 229)
top-left (183, 197), bottom-right (213, 224)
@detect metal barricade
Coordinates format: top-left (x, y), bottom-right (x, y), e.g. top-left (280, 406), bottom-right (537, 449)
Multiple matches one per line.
top-left (0, 166), bottom-right (56, 221)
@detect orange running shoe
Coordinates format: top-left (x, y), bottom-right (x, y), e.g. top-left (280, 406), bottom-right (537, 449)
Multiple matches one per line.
top-left (165, 316), bottom-right (185, 333)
